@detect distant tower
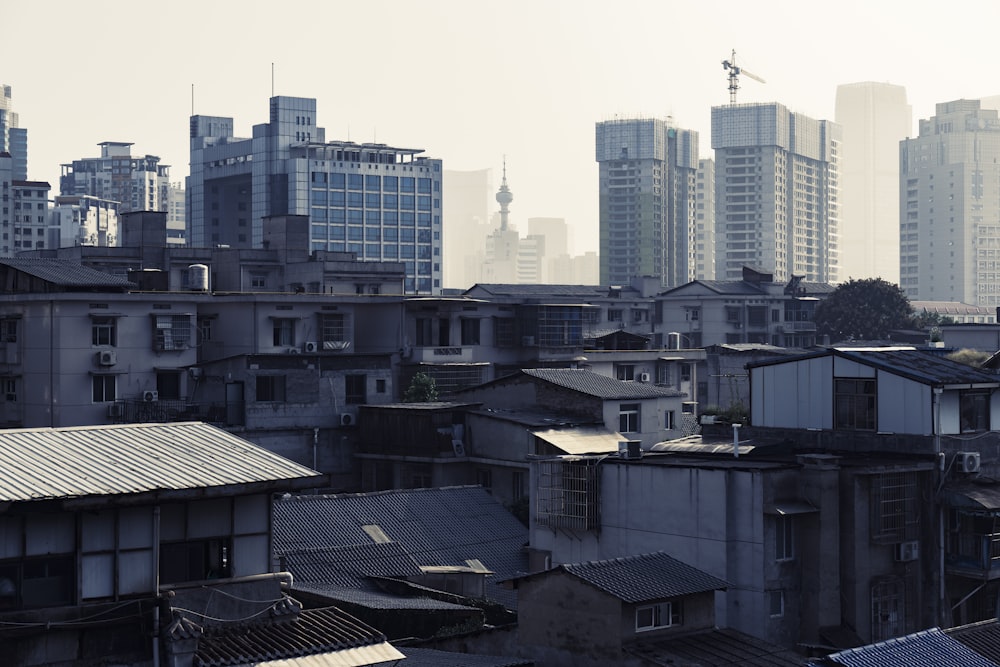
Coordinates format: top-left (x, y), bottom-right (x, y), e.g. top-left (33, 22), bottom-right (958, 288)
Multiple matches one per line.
top-left (496, 158), bottom-right (513, 231)
top-left (835, 82), bottom-right (911, 283)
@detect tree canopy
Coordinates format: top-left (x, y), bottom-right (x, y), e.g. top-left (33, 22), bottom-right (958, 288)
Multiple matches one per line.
top-left (403, 372), bottom-right (439, 402)
top-left (813, 278), bottom-right (914, 342)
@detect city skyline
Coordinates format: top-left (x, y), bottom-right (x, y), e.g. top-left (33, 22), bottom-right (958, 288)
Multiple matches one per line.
top-left (7, 0), bottom-right (1000, 261)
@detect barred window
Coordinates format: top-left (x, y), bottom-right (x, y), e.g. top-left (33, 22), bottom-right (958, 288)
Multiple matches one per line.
top-left (870, 472), bottom-right (919, 543)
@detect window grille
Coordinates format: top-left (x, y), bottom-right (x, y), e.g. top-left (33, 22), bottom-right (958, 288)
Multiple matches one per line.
top-left (536, 459), bottom-right (600, 531)
top-left (870, 472), bottom-right (919, 543)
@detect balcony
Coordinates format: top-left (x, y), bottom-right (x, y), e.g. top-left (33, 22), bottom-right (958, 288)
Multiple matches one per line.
top-left (946, 532), bottom-right (1000, 580)
top-left (108, 398), bottom-right (231, 425)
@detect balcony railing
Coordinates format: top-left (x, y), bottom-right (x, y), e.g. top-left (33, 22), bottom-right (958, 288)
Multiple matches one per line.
top-left (108, 398), bottom-right (229, 425)
top-left (947, 532), bottom-right (1000, 574)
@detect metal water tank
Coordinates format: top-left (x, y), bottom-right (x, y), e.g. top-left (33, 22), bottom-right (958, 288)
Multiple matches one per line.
top-left (188, 264), bottom-right (209, 292)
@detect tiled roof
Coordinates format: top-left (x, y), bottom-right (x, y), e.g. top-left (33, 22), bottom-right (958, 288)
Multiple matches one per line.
top-left (273, 486), bottom-right (528, 609)
top-left (465, 283), bottom-right (611, 298)
top-left (0, 422), bottom-right (322, 503)
top-left (625, 627), bottom-right (805, 666)
top-left (282, 542), bottom-right (425, 586)
top-left (817, 627), bottom-right (1000, 667)
top-left (397, 647), bottom-right (534, 666)
top-left (194, 606), bottom-right (404, 667)
top-left (294, 583), bottom-right (475, 611)
top-left (518, 551), bottom-right (727, 603)
top-left (521, 368), bottom-right (685, 399)
top-left (0, 258), bottom-right (135, 288)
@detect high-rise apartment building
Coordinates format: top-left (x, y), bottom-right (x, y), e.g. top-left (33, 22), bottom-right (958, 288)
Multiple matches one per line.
top-left (712, 102), bottom-right (840, 283)
top-left (900, 99), bottom-right (1000, 306)
top-left (596, 117), bottom-right (699, 288)
top-left (49, 195), bottom-right (120, 249)
top-left (167, 182), bottom-right (185, 245)
top-left (443, 168), bottom-right (492, 289)
top-left (835, 82), bottom-right (912, 283)
top-left (188, 96), bottom-right (443, 294)
top-left (60, 142), bottom-right (171, 214)
top-left (695, 158), bottom-right (716, 280)
top-left (0, 84), bottom-right (27, 181)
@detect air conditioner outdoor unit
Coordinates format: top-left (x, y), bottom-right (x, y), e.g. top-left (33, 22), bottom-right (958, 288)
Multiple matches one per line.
top-left (287, 348), bottom-right (301, 355)
top-left (960, 451), bottom-right (981, 474)
top-left (339, 413), bottom-right (355, 427)
top-left (452, 440), bottom-right (466, 457)
top-left (303, 341), bottom-right (319, 353)
top-left (107, 403), bottom-right (123, 419)
top-left (188, 367), bottom-right (202, 379)
top-left (97, 349), bottom-right (117, 366)
top-left (142, 390), bottom-right (159, 403)
top-left (639, 372), bottom-right (651, 383)
top-left (895, 540), bottom-right (920, 562)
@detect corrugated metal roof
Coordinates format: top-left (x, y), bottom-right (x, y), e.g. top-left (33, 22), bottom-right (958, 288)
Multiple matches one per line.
top-left (398, 647), bottom-right (534, 666)
top-left (0, 258), bottom-right (135, 288)
top-left (532, 427), bottom-right (626, 455)
top-left (521, 368), bottom-right (685, 399)
top-left (273, 486), bottom-right (528, 610)
top-left (0, 421), bottom-right (322, 503)
top-left (625, 627), bottom-right (805, 666)
top-left (823, 627), bottom-right (1000, 667)
top-left (196, 606), bottom-right (404, 667)
top-left (947, 619), bottom-right (1000, 663)
top-left (515, 551), bottom-right (727, 603)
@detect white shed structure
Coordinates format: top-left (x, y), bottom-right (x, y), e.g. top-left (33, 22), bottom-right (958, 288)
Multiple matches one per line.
top-left (748, 347), bottom-right (1000, 436)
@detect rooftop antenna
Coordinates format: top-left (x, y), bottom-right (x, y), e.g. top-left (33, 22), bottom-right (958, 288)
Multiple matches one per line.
top-left (271, 63), bottom-right (274, 97)
top-left (191, 83), bottom-right (194, 116)
top-left (722, 50), bottom-right (766, 104)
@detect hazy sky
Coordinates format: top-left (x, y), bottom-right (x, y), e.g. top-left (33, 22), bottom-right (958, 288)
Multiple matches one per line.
top-left (6, 0), bottom-right (1000, 255)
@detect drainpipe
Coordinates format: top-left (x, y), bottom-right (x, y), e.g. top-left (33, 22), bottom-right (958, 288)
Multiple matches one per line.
top-left (732, 423), bottom-right (741, 459)
top-left (933, 386), bottom-right (945, 626)
top-left (153, 505), bottom-right (161, 667)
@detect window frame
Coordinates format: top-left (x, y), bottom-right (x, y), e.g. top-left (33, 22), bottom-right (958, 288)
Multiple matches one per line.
top-left (635, 600), bottom-right (682, 632)
top-left (619, 403), bottom-right (640, 433)
top-left (834, 377), bottom-right (877, 431)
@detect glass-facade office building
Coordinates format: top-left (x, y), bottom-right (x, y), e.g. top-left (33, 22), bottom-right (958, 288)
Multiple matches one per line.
top-left (189, 96), bottom-right (443, 294)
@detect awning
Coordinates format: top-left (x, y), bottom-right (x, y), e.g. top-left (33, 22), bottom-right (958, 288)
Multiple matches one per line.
top-left (533, 428), bottom-right (624, 455)
top-left (764, 500), bottom-right (818, 515)
top-left (942, 482), bottom-right (1000, 510)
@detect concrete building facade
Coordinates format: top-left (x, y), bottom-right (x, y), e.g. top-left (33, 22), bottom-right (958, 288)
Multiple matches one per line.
top-left (187, 96), bottom-right (443, 294)
top-left (596, 117), bottom-right (700, 288)
top-left (712, 102), bottom-right (840, 283)
top-left (60, 141), bottom-right (170, 214)
top-left (900, 99), bottom-right (1000, 307)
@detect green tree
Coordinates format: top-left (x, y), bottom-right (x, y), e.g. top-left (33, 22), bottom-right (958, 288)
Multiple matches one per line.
top-left (813, 278), bottom-right (914, 342)
top-left (403, 372), bottom-right (438, 402)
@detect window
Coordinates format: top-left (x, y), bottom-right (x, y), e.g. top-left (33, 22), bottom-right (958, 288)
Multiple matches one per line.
top-left (961, 391), bottom-right (990, 433)
top-left (871, 472), bottom-right (919, 543)
top-left (665, 410), bottom-right (675, 430)
top-left (346, 374), bottom-right (366, 404)
top-left (256, 375), bottom-right (286, 402)
top-left (680, 364), bottom-right (692, 382)
top-left (835, 378), bottom-right (876, 430)
top-left (774, 515), bottom-right (793, 561)
top-left (619, 403), bottom-right (640, 432)
top-left (153, 315), bottom-right (192, 351)
top-left (160, 538), bottom-right (231, 584)
top-left (769, 590), bottom-right (785, 617)
top-left (608, 308), bottom-right (623, 322)
top-left (250, 273), bottom-right (266, 289)
top-left (616, 364), bottom-right (635, 381)
top-left (871, 577), bottom-right (905, 641)
top-left (92, 375), bottom-right (116, 403)
top-left (92, 317), bottom-right (117, 346)
top-left (476, 468), bottom-right (493, 491)
top-left (636, 601), bottom-right (682, 631)
top-left (512, 470), bottom-right (525, 501)
top-left (319, 313), bottom-right (348, 349)
top-left (376, 379), bottom-right (386, 394)
top-left (461, 318), bottom-right (481, 345)
top-left (0, 318), bottom-right (17, 343)
top-left (272, 318), bottom-right (296, 347)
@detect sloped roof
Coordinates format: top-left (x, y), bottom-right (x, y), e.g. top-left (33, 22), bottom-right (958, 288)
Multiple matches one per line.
top-left (0, 258), bottom-right (135, 288)
top-left (194, 606), bottom-right (404, 667)
top-left (464, 283), bottom-right (611, 298)
top-left (398, 647), bottom-right (534, 667)
top-left (748, 347), bottom-right (1000, 388)
top-left (947, 619), bottom-right (1000, 663)
top-left (625, 627), bottom-right (805, 666)
top-left (272, 486), bottom-right (528, 609)
top-left (0, 422), bottom-right (323, 504)
top-left (532, 427), bottom-right (627, 455)
top-left (815, 627), bottom-right (1000, 667)
top-left (282, 542), bottom-right (425, 587)
top-left (514, 551), bottom-right (727, 603)
top-left (521, 368), bottom-right (685, 399)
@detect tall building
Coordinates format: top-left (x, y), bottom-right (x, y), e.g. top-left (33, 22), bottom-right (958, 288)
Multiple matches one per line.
top-left (900, 99), bottom-right (1000, 306)
top-left (596, 117), bottom-right (699, 288)
top-left (167, 182), bottom-right (185, 245)
top-left (188, 96), bottom-right (443, 294)
top-left (60, 142), bottom-right (171, 214)
top-left (835, 82), bottom-right (912, 283)
top-left (48, 195), bottom-right (119, 248)
top-left (694, 159), bottom-right (716, 280)
top-left (712, 102), bottom-right (840, 283)
top-left (443, 168), bottom-right (492, 289)
top-left (0, 84), bottom-right (27, 181)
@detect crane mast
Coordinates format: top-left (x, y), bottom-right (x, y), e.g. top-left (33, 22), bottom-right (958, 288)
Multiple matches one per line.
top-left (722, 49), bottom-right (766, 104)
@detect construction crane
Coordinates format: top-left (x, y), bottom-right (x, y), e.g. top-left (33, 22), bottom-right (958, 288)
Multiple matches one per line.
top-left (722, 50), bottom-right (765, 104)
